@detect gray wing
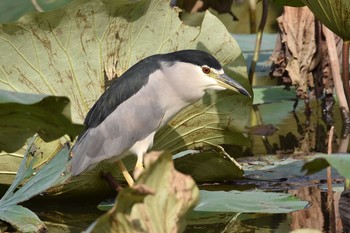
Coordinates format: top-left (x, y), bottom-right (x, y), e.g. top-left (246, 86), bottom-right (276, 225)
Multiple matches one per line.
top-left (71, 86), bottom-right (164, 175)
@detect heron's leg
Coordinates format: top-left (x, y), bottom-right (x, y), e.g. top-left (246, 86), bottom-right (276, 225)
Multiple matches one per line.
top-left (116, 160), bottom-right (134, 186)
top-left (133, 154), bottom-right (145, 179)
top-left (135, 154), bottom-right (144, 170)
top-left (102, 172), bottom-right (123, 192)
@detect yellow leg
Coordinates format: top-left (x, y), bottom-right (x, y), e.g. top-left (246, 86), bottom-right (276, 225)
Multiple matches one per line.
top-left (133, 155), bottom-right (144, 179)
top-left (135, 155), bottom-right (144, 171)
top-left (116, 160), bottom-right (134, 187)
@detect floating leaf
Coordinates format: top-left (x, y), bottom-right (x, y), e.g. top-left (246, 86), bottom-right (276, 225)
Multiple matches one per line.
top-left (195, 190), bottom-right (308, 213)
top-left (253, 86), bottom-right (296, 105)
top-left (241, 154), bottom-right (343, 184)
top-left (302, 153), bottom-right (350, 178)
top-left (98, 189), bottom-right (308, 214)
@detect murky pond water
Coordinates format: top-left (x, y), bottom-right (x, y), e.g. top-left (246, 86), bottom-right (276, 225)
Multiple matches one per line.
top-left (21, 177), bottom-right (346, 232)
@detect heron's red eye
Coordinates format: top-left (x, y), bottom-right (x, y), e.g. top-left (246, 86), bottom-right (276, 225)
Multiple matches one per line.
top-left (202, 67), bottom-right (211, 74)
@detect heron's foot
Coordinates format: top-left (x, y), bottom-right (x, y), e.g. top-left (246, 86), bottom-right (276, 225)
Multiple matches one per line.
top-left (133, 162), bottom-right (144, 180)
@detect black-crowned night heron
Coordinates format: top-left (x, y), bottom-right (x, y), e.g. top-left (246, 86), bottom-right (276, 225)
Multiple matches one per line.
top-left (71, 49), bottom-right (251, 186)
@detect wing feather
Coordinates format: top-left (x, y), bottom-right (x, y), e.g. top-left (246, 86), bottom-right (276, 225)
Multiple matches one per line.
top-left (71, 83), bottom-right (164, 175)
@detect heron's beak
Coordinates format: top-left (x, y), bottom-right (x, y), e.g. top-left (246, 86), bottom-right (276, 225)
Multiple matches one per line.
top-left (215, 73), bottom-right (251, 98)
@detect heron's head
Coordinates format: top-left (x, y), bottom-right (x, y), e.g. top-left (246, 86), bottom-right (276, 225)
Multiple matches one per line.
top-left (161, 50), bottom-right (251, 98)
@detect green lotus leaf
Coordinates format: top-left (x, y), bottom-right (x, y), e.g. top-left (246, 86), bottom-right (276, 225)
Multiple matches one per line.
top-left (0, 0), bottom-right (251, 165)
top-left (98, 189), bottom-right (308, 214)
top-left (195, 190), bottom-right (308, 213)
top-left (302, 0), bottom-right (350, 40)
top-left (302, 153), bottom-right (350, 178)
top-left (0, 89), bottom-right (83, 153)
top-left (0, 0), bottom-right (251, 194)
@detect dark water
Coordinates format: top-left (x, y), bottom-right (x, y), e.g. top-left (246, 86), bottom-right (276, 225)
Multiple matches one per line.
top-left (21, 181), bottom-right (345, 232)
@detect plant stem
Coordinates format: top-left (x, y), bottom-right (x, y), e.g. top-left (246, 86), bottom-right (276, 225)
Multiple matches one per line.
top-left (327, 126), bottom-right (336, 233)
top-left (342, 41), bottom-right (350, 106)
top-left (345, 179), bottom-right (350, 190)
top-left (248, 0), bottom-right (256, 33)
top-left (324, 26), bottom-right (348, 111)
top-left (248, 0), bottom-right (268, 85)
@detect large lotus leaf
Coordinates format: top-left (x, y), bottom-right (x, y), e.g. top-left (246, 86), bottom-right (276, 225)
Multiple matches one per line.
top-left (0, 0), bottom-right (250, 122)
top-left (0, 0), bottom-right (251, 191)
top-left (154, 90), bottom-right (251, 153)
top-left (0, 89), bottom-right (83, 153)
top-left (88, 151), bottom-right (199, 233)
top-left (301, 0), bottom-right (350, 40)
top-left (0, 0), bottom-right (250, 159)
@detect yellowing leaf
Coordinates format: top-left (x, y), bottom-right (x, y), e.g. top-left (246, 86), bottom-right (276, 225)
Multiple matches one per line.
top-left (89, 151), bottom-right (199, 233)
